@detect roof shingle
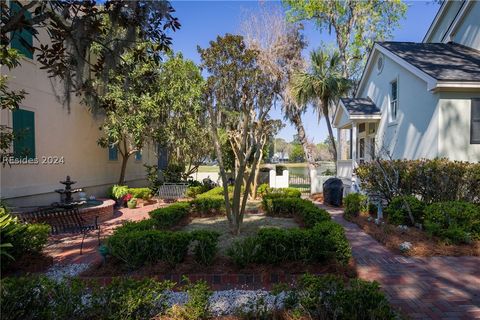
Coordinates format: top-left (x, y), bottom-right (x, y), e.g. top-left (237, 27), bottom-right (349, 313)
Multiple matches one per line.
top-left (340, 97), bottom-right (381, 116)
top-left (378, 42), bottom-right (480, 82)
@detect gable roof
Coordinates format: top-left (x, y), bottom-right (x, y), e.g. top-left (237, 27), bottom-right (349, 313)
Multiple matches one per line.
top-left (339, 98), bottom-right (381, 116)
top-left (378, 41), bottom-right (480, 82)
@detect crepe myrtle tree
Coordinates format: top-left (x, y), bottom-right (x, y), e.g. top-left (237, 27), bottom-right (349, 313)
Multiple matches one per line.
top-left (198, 34), bottom-right (280, 235)
top-left (97, 43), bottom-right (161, 185)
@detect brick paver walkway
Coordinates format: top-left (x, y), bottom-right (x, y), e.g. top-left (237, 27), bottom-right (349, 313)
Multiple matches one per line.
top-left (317, 203), bottom-right (480, 320)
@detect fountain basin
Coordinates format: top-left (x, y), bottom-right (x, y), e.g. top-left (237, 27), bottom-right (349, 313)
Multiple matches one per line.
top-left (77, 198), bottom-right (115, 223)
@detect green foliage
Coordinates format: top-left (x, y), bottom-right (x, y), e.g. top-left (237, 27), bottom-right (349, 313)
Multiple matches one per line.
top-left (190, 187), bottom-right (229, 214)
top-left (144, 164), bottom-right (161, 194)
top-left (186, 185), bottom-right (210, 198)
top-left (168, 279), bottom-right (212, 320)
top-left (127, 188), bottom-right (151, 200)
top-left (343, 193), bottom-right (368, 219)
top-left (286, 274), bottom-right (396, 320)
top-left (113, 219), bottom-right (158, 234)
top-left (262, 197), bottom-right (330, 228)
top-left (424, 202), bottom-right (480, 244)
top-left (0, 276), bottom-right (174, 320)
top-left (227, 220), bottom-right (351, 267)
top-left (356, 159), bottom-right (480, 204)
top-left (110, 185), bottom-right (129, 200)
top-left (257, 183), bottom-right (270, 198)
top-left (0, 209), bottom-right (49, 269)
top-left (162, 163), bottom-right (185, 183)
top-left (149, 202), bottom-right (190, 229)
top-left (190, 230), bottom-right (220, 266)
top-left (385, 196), bottom-right (426, 226)
top-left (107, 230), bottom-right (192, 269)
top-left (289, 143), bottom-right (305, 162)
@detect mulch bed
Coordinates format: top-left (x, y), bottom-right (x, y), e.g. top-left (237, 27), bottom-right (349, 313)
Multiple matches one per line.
top-left (347, 212), bottom-right (480, 256)
top-left (81, 256), bottom-right (356, 278)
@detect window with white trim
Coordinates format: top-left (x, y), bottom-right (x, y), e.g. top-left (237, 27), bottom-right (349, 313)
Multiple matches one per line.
top-left (390, 80), bottom-right (398, 121)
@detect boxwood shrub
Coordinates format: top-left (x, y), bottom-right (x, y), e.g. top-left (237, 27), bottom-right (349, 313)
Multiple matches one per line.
top-left (149, 202), bottom-right (190, 229)
top-left (343, 193), bottom-right (367, 219)
top-left (107, 230), bottom-right (192, 268)
top-left (190, 230), bottom-right (220, 266)
top-left (385, 195), bottom-right (425, 226)
top-left (262, 197), bottom-right (330, 228)
top-left (127, 188), bottom-right (152, 200)
top-left (227, 220), bottom-right (351, 267)
top-left (423, 201), bottom-right (480, 244)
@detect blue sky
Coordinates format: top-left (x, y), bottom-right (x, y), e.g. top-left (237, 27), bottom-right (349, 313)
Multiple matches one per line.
top-left (169, 0), bottom-right (441, 144)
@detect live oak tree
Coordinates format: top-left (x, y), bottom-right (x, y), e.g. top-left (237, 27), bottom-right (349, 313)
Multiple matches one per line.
top-left (97, 44), bottom-right (161, 185)
top-left (198, 34), bottom-right (281, 234)
top-left (153, 53), bottom-right (210, 179)
top-left (283, 0), bottom-right (407, 79)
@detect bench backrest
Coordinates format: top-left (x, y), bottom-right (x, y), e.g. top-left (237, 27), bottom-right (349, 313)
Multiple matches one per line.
top-left (15, 208), bottom-right (85, 234)
top-left (156, 183), bottom-right (188, 200)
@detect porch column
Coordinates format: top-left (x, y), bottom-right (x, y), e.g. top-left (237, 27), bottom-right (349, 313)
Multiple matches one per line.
top-left (351, 122), bottom-right (357, 164)
top-left (337, 128), bottom-right (342, 160)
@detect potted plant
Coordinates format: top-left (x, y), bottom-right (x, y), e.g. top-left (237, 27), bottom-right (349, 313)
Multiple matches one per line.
top-left (127, 198), bottom-right (137, 209)
top-left (123, 193), bottom-right (133, 207)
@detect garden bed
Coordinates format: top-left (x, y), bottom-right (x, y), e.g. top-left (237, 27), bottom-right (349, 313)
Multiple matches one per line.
top-left (347, 212), bottom-right (480, 256)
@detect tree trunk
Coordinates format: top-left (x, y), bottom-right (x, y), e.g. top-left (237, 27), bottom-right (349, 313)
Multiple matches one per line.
top-left (118, 153), bottom-right (130, 185)
top-left (322, 101), bottom-right (338, 163)
top-left (291, 111), bottom-right (315, 172)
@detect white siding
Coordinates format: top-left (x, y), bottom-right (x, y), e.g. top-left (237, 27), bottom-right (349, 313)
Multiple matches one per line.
top-left (450, 1), bottom-right (480, 50)
top-left (438, 92), bottom-right (480, 162)
top-left (424, 1), bottom-right (464, 43)
top-left (358, 52), bottom-right (441, 160)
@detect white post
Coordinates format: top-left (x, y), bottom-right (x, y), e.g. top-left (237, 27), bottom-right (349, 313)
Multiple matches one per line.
top-left (337, 128), bottom-right (342, 161)
top-left (351, 122), bottom-right (358, 192)
top-left (269, 169), bottom-right (276, 188)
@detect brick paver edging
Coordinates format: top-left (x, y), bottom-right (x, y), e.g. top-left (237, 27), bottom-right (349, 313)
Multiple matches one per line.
top-left (315, 202), bottom-right (480, 320)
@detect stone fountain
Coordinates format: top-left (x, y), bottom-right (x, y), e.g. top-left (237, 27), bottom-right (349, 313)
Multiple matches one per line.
top-left (53, 175), bottom-right (84, 208)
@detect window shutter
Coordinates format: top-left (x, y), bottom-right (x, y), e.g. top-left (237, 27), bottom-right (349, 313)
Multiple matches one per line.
top-left (10, 1), bottom-right (33, 59)
top-left (108, 145), bottom-right (118, 161)
top-left (471, 99), bottom-right (480, 144)
top-left (13, 109), bottom-right (35, 159)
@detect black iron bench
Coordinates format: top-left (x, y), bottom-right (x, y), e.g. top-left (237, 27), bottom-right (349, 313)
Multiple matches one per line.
top-left (15, 207), bottom-right (100, 254)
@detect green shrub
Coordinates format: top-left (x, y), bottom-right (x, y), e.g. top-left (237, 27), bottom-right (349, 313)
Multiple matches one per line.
top-left (149, 202), bottom-right (190, 229)
top-left (110, 184), bottom-right (129, 200)
top-left (0, 276), bottom-right (174, 320)
top-left (168, 279), bottom-right (212, 320)
top-left (127, 187), bottom-right (152, 200)
top-left (424, 201), bottom-right (480, 244)
top-left (356, 158), bottom-right (480, 204)
top-left (113, 219), bottom-right (158, 234)
top-left (227, 220), bottom-right (351, 267)
top-left (1, 209), bottom-right (49, 269)
top-left (190, 196), bottom-right (225, 215)
top-left (385, 196), bottom-right (425, 226)
top-left (107, 230), bottom-right (192, 268)
top-left (261, 187), bottom-right (302, 199)
top-left (262, 197), bottom-right (330, 228)
top-left (257, 183), bottom-right (270, 198)
top-left (287, 274), bottom-right (396, 320)
top-left (343, 193), bottom-right (367, 218)
top-left (186, 185), bottom-right (209, 198)
top-left (190, 230), bottom-right (220, 266)
top-left (226, 237), bottom-right (259, 268)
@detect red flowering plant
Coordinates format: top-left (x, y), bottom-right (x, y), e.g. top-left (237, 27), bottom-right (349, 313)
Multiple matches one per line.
top-left (123, 193), bottom-right (133, 207)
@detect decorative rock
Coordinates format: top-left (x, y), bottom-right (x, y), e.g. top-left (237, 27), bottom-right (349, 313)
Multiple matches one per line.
top-left (367, 216), bottom-right (373, 222)
top-left (399, 241), bottom-right (413, 252)
top-left (45, 263), bottom-right (91, 282)
top-left (397, 225), bottom-right (409, 233)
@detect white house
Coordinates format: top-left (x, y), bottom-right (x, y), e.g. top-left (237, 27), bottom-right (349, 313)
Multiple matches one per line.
top-left (333, 0), bottom-right (480, 193)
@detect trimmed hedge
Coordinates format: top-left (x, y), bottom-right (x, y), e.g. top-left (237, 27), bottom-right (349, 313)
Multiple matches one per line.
top-left (227, 220), bottom-right (351, 267)
top-left (260, 187), bottom-right (302, 199)
top-left (385, 195), bottom-right (425, 226)
top-left (424, 201), bottom-right (480, 244)
top-left (263, 197), bottom-right (330, 228)
top-left (190, 230), bottom-right (220, 266)
top-left (189, 187), bottom-right (229, 215)
top-left (107, 230), bottom-right (192, 268)
top-left (186, 185), bottom-right (209, 198)
top-left (149, 202), bottom-right (190, 229)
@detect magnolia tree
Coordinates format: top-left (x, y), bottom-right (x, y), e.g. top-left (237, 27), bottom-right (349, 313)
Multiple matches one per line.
top-left (97, 44), bottom-right (161, 185)
top-left (198, 34), bottom-right (281, 234)
top-left (153, 53), bottom-right (210, 179)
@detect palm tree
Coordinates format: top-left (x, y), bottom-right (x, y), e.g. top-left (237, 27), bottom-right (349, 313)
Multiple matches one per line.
top-left (291, 49), bottom-right (351, 163)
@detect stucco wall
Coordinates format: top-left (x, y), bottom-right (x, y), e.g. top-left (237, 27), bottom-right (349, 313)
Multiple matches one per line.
top-left (450, 0), bottom-right (480, 50)
top-left (0, 26), bottom-right (156, 208)
top-left (358, 52), bottom-right (440, 160)
top-left (438, 92), bottom-right (480, 162)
